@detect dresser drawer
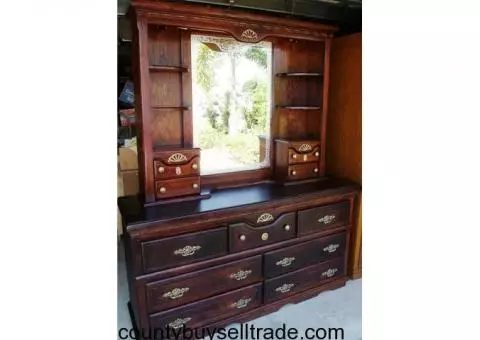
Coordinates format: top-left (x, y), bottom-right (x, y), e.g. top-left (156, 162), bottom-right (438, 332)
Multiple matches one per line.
top-left (155, 177), bottom-right (200, 199)
top-left (264, 232), bottom-right (347, 279)
top-left (142, 228), bottom-right (227, 273)
top-left (229, 212), bottom-right (296, 253)
top-left (154, 156), bottom-right (200, 179)
top-left (288, 143), bottom-right (321, 165)
top-left (146, 255), bottom-right (262, 313)
top-left (154, 148), bottom-right (200, 165)
top-left (150, 283), bottom-right (262, 330)
top-left (264, 258), bottom-right (345, 303)
top-left (288, 162), bottom-right (320, 181)
top-left (297, 201), bottom-right (350, 236)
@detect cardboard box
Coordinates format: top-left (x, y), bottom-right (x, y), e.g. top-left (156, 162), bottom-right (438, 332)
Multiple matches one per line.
top-left (118, 146), bottom-right (138, 171)
top-left (120, 170), bottom-right (140, 196)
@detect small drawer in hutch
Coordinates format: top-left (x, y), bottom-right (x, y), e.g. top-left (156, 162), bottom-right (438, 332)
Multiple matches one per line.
top-left (153, 148), bottom-right (200, 179)
top-left (149, 283), bottom-right (263, 330)
top-left (155, 177), bottom-right (201, 199)
top-left (146, 255), bottom-right (263, 313)
top-left (286, 141), bottom-right (321, 165)
top-left (141, 227), bottom-right (227, 273)
top-left (264, 257), bottom-right (345, 303)
top-left (288, 163), bottom-right (320, 181)
top-left (263, 232), bottom-right (347, 279)
top-left (229, 212), bottom-right (296, 253)
top-left (298, 201), bottom-right (350, 236)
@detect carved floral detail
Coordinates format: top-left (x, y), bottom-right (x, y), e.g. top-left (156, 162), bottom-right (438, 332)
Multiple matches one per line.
top-left (240, 29), bottom-right (258, 41)
top-left (257, 213), bottom-right (274, 224)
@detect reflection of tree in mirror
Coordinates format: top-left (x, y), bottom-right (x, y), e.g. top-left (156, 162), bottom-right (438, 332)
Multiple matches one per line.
top-left (192, 35), bottom-right (271, 171)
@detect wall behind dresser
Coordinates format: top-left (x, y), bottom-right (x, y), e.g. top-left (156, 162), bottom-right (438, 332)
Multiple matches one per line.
top-left (326, 32), bottom-right (362, 279)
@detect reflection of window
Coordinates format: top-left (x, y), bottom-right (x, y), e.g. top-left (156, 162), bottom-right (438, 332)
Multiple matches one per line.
top-left (191, 34), bottom-right (272, 175)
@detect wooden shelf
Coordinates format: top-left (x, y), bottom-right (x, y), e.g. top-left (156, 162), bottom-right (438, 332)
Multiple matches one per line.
top-left (149, 65), bottom-right (189, 72)
top-left (151, 106), bottom-right (191, 110)
top-left (276, 72), bottom-right (323, 77)
top-left (277, 106), bottom-right (322, 110)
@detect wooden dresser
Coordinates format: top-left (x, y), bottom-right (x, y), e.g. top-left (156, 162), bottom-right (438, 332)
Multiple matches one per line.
top-left (119, 178), bottom-right (359, 335)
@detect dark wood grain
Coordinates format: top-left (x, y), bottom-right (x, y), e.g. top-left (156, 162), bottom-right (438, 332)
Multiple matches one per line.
top-left (141, 227), bottom-right (227, 273)
top-left (146, 255), bottom-right (262, 313)
top-left (263, 257), bottom-right (345, 303)
top-left (297, 200), bottom-right (350, 236)
top-left (264, 231), bottom-right (347, 278)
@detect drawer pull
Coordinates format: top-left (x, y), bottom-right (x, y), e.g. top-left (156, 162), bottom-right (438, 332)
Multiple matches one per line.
top-left (229, 269), bottom-right (252, 281)
top-left (167, 153), bottom-right (188, 164)
top-left (315, 151), bottom-right (320, 157)
top-left (176, 166), bottom-right (182, 175)
top-left (257, 213), bottom-right (274, 223)
top-left (284, 224), bottom-right (291, 231)
top-left (173, 245), bottom-right (201, 257)
top-left (292, 154), bottom-right (297, 159)
top-left (291, 170), bottom-right (297, 176)
top-left (313, 168), bottom-right (319, 173)
top-left (303, 154), bottom-right (307, 161)
top-left (192, 163), bottom-right (198, 169)
top-left (231, 297), bottom-right (252, 309)
top-left (192, 183), bottom-right (199, 189)
top-left (323, 244), bottom-right (340, 253)
top-left (162, 287), bottom-right (190, 299)
top-left (167, 317), bottom-right (191, 329)
top-left (158, 166), bottom-right (165, 173)
top-left (239, 234), bottom-right (246, 241)
top-left (276, 257), bottom-right (295, 267)
top-left (318, 214), bottom-right (336, 224)
top-left (275, 283), bottom-right (295, 294)
top-left (159, 187), bottom-right (166, 194)
top-left (322, 268), bottom-right (339, 278)
top-left (261, 232), bottom-right (269, 241)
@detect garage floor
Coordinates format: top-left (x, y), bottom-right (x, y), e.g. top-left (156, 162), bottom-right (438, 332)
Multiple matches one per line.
top-left (117, 241), bottom-right (362, 340)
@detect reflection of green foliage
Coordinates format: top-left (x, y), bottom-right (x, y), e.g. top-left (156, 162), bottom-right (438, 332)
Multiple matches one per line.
top-left (219, 91), bottom-right (231, 134)
top-left (244, 46), bottom-right (268, 69)
top-left (242, 80), bottom-right (268, 133)
top-left (196, 43), bottom-right (215, 92)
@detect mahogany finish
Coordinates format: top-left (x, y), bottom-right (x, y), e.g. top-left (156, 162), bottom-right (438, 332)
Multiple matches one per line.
top-left (122, 2), bottom-right (361, 338)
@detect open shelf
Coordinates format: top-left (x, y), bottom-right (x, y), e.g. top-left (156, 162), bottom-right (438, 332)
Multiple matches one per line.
top-left (149, 65), bottom-right (189, 72)
top-left (276, 72), bottom-right (323, 77)
top-left (276, 106), bottom-right (322, 110)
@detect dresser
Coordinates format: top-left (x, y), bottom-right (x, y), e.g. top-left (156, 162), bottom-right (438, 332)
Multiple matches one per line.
top-left (119, 178), bottom-right (359, 336)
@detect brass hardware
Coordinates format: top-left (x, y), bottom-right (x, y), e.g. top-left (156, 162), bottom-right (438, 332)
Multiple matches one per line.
top-left (318, 215), bottom-right (336, 224)
top-left (313, 168), bottom-right (319, 173)
top-left (275, 283), bottom-right (295, 293)
top-left (257, 213), bottom-right (274, 223)
top-left (261, 232), bottom-right (269, 241)
top-left (167, 317), bottom-right (191, 329)
top-left (284, 224), bottom-right (291, 231)
top-left (315, 151), bottom-right (320, 157)
top-left (240, 28), bottom-right (258, 41)
top-left (167, 153), bottom-right (188, 163)
top-left (158, 166), bottom-right (165, 173)
top-left (291, 170), bottom-right (296, 176)
top-left (159, 187), bottom-right (166, 193)
top-left (303, 155), bottom-right (307, 161)
top-left (163, 287), bottom-right (189, 299)
top-left (276, 257), bottom-right (295, 267)
top-left (229, 269), bottom-right (252, 281)
top-left (299, 144), bottom-right (312, 152)
top-left (239, 234), bottom-right (246, 241)
top-left (173, 245), bottom-right (201, 257)
top-left (322, 268), bottom-right (338, 278)
top-left (292, 154), bottom-right (297, 159)
top-left (323, 244), bottom-right (340, 253)
top-left (176, 166), bottom-right (182, 175)
top-left (192, 183), bottom-right (199, 189)
top-left (192, 163), bottom-right (198, 169)
top-left (231, 298), bottom-right (251, 309)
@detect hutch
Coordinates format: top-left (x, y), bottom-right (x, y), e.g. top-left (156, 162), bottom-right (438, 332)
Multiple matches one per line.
top-left (118, 1), bottom-right (361, 337)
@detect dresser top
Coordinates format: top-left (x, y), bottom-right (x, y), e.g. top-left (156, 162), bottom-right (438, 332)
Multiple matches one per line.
top-left (118, 177), bottom-right (360, 228)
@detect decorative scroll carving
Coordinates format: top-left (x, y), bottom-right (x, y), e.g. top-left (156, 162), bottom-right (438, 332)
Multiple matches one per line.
top-left (229, 269), bottom-right (252, 281)
top-left (257, 213), bottom-right (274, 224)
top-left (231, 298), bottom-right (252, 309)
top-left (173, 245), bottom-right (201, 257)
top-left (240, 29), bottom-right (258, 41)
top-left (167, 318), bottom-right (191, 329)
top-left (298, 144), bottom-right (312, 152)
top-left (322, 268), bottom-right (338, 278)
top-left (162, 287), bottom-right (190, 299)
top-left (275, 283), bottom-right (295, 293)
top-left (276, 257), bottom-right (296, 267)
top-left (167, 153), bottom-right (188, 163)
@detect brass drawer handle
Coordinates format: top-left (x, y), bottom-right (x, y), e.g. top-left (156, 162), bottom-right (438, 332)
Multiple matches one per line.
top-left (167, 317), bottom-right (191, 329)
top-left (239, 234), bottom-right (246, 241)
top-left (323, 244), bottom-right (340, 253)
top-left (291, 170), bottom-right (297, 176)
top-left (159, 187), bottom-right (166, 193)
top-left (175, 166), bottom-right (182, 175)
top-left (275, 283), bottom-right (295, 293)
top-left (261, 232), bottom-right (269, 241)
top-left (162, 287), bottom-right (189, 299)
top-left (315, 151), bottom-right (320, 157)
top-left (318, 214), bottom-right (336, 224)
top-left (231, 297), bottom-right (251, 309)
top-left (192, 163), bottom-right (198, 169)
top-left (276, 257), bottom-right (295, 267)
top-left (291, 154), bottom-right (297, 159)
top-left (313, 168), bottom-right (319, 173)
top-left (173, 245), bottom-right (201, 257)
top-left (284, 224), bottom-right (291, 231)
top-left (192, 183), bottom-right (199, 189)
top-left (158, 166), bottom-right (165, 173)
top-left (229, 269), bottom-right (252, 281)
top-left (322, 268), bottom-right (339, 278)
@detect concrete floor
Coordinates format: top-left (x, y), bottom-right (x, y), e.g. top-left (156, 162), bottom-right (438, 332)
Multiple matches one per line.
top-left (117, 241), bottom-right (362, 339)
